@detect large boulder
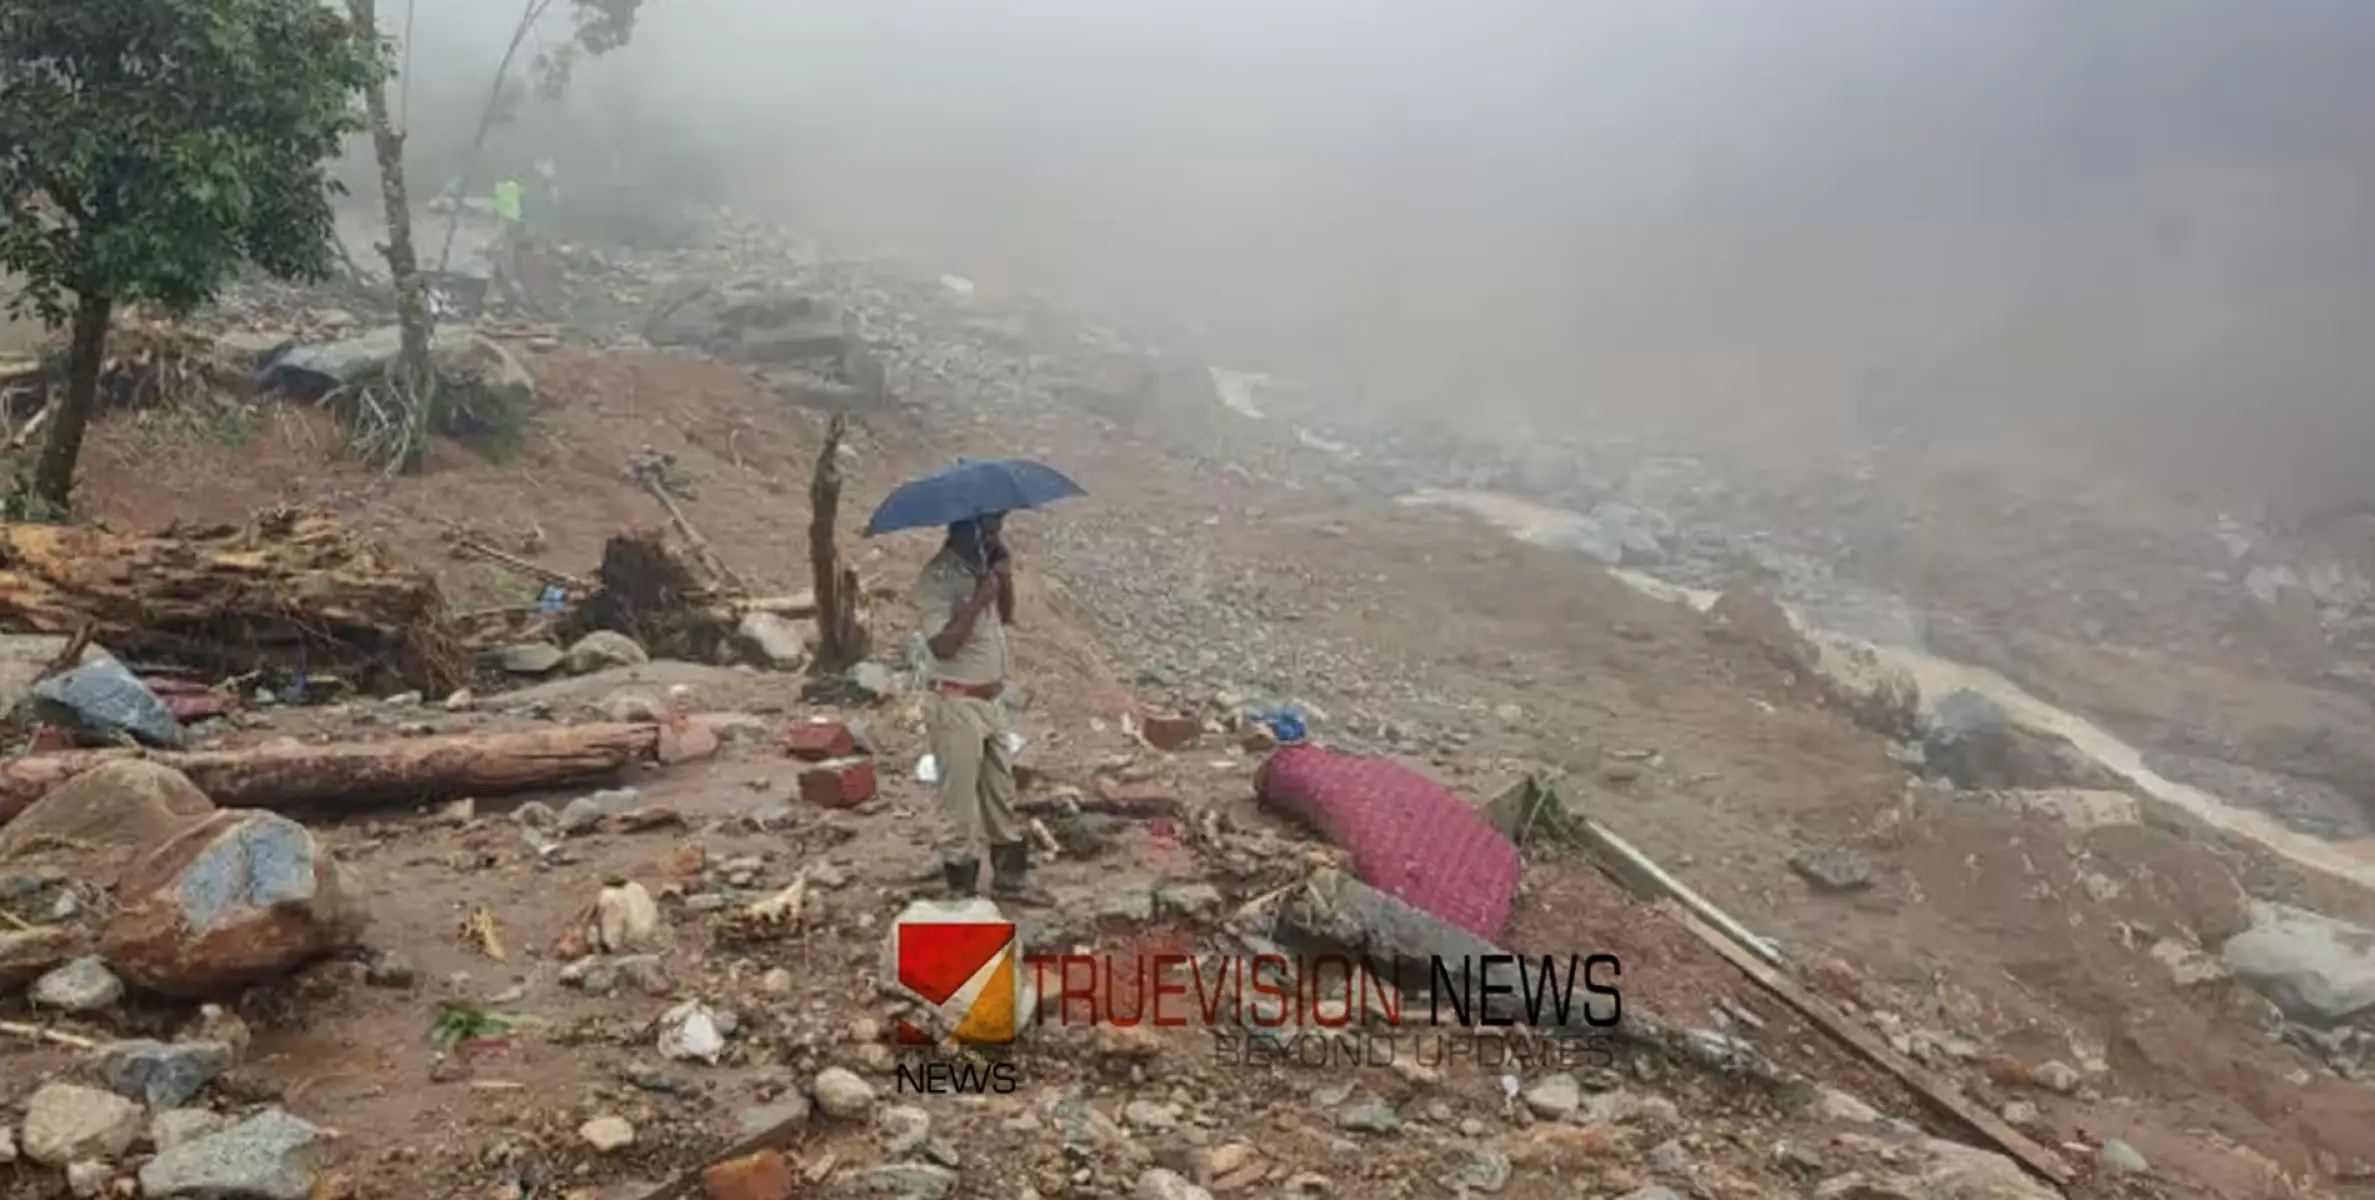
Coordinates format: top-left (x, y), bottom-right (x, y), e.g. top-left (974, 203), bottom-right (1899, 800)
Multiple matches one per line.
top-left (1807, 634), bottom-right (1922, 741)
top-left (0, 760), bottom-right (216, 888)
top-left (2220, 901), bottom-right (2375, 1026)
top-left (101, 810), bottom-right (367, 996)
top-left (1922, 689), bottom-right (2129, 792)
top-left (24, 656), bottom-right (185, 748)
top-left (0, 634), bottom-right (121, 718)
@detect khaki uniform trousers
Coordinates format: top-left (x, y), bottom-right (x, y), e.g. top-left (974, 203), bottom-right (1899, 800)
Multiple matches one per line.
top-left (925, 690), bottom-right (1021, 866)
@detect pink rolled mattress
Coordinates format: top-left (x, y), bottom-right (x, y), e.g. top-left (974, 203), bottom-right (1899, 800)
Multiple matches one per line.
top-left (1254, 743), bottom-right (1523, 941)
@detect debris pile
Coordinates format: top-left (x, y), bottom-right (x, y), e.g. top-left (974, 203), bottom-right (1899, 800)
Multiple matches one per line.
top-left (547, 530), bottom-right (823, 670)
top-left (0, 506), bottom-right (466, 696)
top-left (643, 281), bottom-right (886, 411)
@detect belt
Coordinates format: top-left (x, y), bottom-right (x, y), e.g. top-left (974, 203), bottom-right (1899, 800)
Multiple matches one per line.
top-left (931, 679), bottom-right (1003, 700)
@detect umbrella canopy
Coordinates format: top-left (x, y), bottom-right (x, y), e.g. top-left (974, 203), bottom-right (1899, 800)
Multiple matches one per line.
top-left (863, 458), bottom-right (1085, 536)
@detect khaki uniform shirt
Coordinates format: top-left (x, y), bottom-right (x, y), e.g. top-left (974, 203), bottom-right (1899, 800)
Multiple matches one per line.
top-left (913, 548), bottom-right (1007, 685)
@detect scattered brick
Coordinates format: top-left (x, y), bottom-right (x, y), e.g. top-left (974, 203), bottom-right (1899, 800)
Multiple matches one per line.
top-left (702, 1149), bottom-right (799, 1200)
top-left (799, 756), bottom-right (878, 808)
top-left (1141, 713), bottom-right (1204, 752)
top-left (782, 719), bottom-right (857, 762)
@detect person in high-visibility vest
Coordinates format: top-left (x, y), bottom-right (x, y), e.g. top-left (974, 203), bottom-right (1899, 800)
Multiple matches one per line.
top-left (493, 177), bottom-right (524, 224)
top-left (491, 178), bottom-right (526, 308)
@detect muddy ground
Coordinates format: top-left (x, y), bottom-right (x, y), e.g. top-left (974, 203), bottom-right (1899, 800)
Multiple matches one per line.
top-left (1, 230), bottom-right (2371, 1200)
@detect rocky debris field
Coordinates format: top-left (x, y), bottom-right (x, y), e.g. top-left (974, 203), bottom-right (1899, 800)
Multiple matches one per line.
top-left (3, 204), bottom-right (2375, 1200)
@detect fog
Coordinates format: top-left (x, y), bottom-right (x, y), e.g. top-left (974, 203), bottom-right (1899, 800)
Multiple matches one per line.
top-left (392, 0), bottom-right (2375, 515)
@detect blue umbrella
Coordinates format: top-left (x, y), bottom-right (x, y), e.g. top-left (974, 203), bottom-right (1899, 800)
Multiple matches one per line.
top-left (863, 458), bottom-right (1086, 536)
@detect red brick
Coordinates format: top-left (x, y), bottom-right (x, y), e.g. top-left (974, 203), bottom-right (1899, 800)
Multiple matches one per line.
top-left (798, 756), bottom-right (877, 808)
top-left (702, 1149), bottom-right (799, 1200)
top-left (1141, 713), bottom-right (1204, 752)
top-left (782, 719), bottom-right (856, 761)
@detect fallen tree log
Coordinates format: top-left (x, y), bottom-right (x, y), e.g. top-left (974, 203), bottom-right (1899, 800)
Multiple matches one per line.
top-left (0, 506), bottom-right (465, 695)
top-left (0, 723), bottom-right (659, 826)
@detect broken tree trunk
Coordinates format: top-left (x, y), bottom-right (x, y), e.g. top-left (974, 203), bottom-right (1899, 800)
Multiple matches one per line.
top-left (0, 507), bottom-right (464, 694)
top-left (0, 723), bottom-right (659, 826)
top-left (347, 0), bottom-right (436, 404)
top-left (809, 412), bottom-right (869, 671)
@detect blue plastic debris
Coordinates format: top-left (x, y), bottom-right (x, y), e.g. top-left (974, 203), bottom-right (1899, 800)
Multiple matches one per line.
top-left (1262, 708), bottom-right (1308, 746)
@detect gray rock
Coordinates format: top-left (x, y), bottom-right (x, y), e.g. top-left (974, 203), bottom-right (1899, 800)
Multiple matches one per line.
top-left (137, 1109), bottom-right (327, 1200)
top-left (2030, 1061), bottom-right (2081, 1094)
top-left (0, 1123), bottom-right (14, 1163)
top-left (99, 809), bottom-right (366, 996)
top-left (1123, 1100), bottom-right (1178, 1132)
top-left (511, 800), bottom-right (558, 829)
top-left (1646, 1139), bottom-right (1691, 1174)
top-left (1435, 1146), bottom-right (1511, 1194)
top-left (0, 635), bottom-right (119, 722)
top-left (1999, 1101), bottom-right (2039, 1127)
top-left (848, 661), bottom-right (899, 700)
top-left (2099, 1139), bottom-right (2150, 1175)
top-left (600, 689), bottom-right (667, 723)
top-left (564, 631), bottom-right (649, 675)
top-left (20, 1082), bottom-right (143, 1166)
top-left (1616, 1188), bottom-right (1686, 1200)
top-left (1789, 848), bottom-right (1874, 893)
top-left (29, 657), bottom-right (185, 749)
top-left (494, 642), bottom-right (565, 675)
top-left (737, 1095), bottom-right (813, 1135)
top-left (749, 800), bottom-right (799, 832)
top-left (31, 957), bottom-right (123, 1013)
top-left (879, 1105), bottom-right (934, 1156)
top-left (1135, 1169), bottom-right (1214, 1200)
top-left (96, 1039), bottom-right (235, 1109)
top-left (149, 1108), bottom-right (230, 1152)
top-left (579, 1115), bottom-right (635, 1152)
top-left (1095, 888), bottom-right (1158, 924)
top-left (2222, 901), bottom-right (2375, 1025)
top-left (1154, 882), bottom-right (1224, 919)
top-left (737, 612), bottom-right (811, 670)
top-left (813, 1066), bottom-right (878, 1120)
top-left (1898, 1139), bottom-right (2062, 1199)
top-left (66, 1160), bottom-right (110, 1198)
top-left (364, 950), bottom-right (417, 989)
top-left (1521, 1072), bottom-right (1583, 1120)
top-left (1588, 501), bottom-right (1670, 563)
top-left (848, 1162), bottom-right (958, 1199)
top-left (556, 796), bottom-right (608, 837)
top-left (1336, 1099), bottom-right (1403, 1135)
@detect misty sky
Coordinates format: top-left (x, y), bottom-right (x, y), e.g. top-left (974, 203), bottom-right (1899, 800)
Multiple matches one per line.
top-left (394, 0), bottom-right (2375, 503)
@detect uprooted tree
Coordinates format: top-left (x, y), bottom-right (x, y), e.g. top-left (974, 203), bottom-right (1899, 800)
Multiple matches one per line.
top-left (0, 0), bottom-right (382, 516)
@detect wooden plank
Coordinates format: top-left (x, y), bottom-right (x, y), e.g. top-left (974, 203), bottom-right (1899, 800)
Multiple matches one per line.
top-left (1659, 900), bottom-right (2075, 1186)
top-left (1570, 813), bottom-right (1788, 967)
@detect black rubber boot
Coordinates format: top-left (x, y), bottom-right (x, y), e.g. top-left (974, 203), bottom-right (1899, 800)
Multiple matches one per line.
top-left (989, 842), bottom-right (1053, 906)
top-left (940, 858), bottom-right (981, 897)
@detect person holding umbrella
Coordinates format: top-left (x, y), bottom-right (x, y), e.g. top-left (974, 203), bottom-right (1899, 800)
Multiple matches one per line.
top-left (867, 459), bottom-right (1085, 903)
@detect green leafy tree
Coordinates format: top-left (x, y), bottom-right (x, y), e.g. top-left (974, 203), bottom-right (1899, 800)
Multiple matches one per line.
top-left (0, 0), bottom-right (382, 514)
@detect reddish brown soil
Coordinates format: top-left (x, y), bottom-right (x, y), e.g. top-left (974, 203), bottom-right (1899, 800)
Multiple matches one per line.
top-left (2, 338), bottom-right (2364, 1199)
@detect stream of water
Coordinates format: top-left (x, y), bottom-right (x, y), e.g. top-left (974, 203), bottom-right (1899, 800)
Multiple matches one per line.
top-left (1401, 488), bottom-right (2375, 891)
